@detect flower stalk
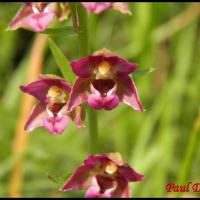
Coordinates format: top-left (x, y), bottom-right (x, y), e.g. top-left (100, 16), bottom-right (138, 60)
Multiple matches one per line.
top-left (70, 2), bottom-right (98, 154)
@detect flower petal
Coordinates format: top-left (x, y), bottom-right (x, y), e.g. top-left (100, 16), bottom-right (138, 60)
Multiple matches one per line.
top-left (20, 75), bottom-right (71, 102)
top-left (8, 4), bottom-right (55, 32)
top-left (104, 95), bottom-right (119, 111)
top-left (116, 76), bottom-right (144, 111)
top-left (85, 186), bottom-right (101, 198)
top-left (69, 106), bottom-right (86, 128)
top-left (26, 12), bottom-right (55, 32)
top-left (70, 56), bottom-right (102, 78)
top-left (119, 165), bottom-right (144, 182)
top-left (88, 89), bottom-right (119, 111)
top-left (25, 103), bottom-right (47, 132)
top-left (112, 3), bottom-right (132, 15)
top-left (112, 178), bottom-right (130, 198)
top-left (60, 164), bottom-right (91, 191)
top-left (84, 154), bottom-right (111, 168)
top-left (81, 2), bottom-right (112, 14)
top-left (67, 78), bottom-right (90, 111)
top-left (88, 80), bottom-right (119, 110)
top-left (8, 5), bottom-right (33, 30)
top-left (93, 49), bottom-right (138, 76)
top-left (88, 94), bottom-right (104, 110)
top-left (85, 177), bottom-right (102, 198)
top-left (111, 57), bottom-right (138, 77)
top-left (43, 115), bottom-right (69, 134)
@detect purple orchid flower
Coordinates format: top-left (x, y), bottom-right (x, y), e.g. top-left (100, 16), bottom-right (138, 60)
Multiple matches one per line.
top-left (8, 2), bottom-right (71, 32)
top-left (20, 74), bottom-right (85, 134)
top-left (8, 2), bottom-right (131, 32)
top-left (67, 48), bottom-right (144, 111)
top-left (81, 2), bottom-right (132, 15)
top-left (60, 153), bottom-right (144, 198)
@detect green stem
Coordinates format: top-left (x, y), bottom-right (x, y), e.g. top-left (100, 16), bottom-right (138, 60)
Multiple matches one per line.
top-left (70, 3), bottom-right (98, 154)
top-left (87, 107), bottom-right (98, 154)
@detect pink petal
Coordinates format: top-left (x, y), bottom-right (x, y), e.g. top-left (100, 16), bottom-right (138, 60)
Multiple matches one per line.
top-left (117, 76), bottom-right (144, 111)
top-left (43, 115), bottom-right (69, 134)
top-left (87, 94), bottom-right (119, 110)
top-left (85, 186), bottom-right (101, 198)
top-left (81, 2), bottom-right (112, 14)
top-left (25, 103), bottom-right (47, 132)
top-left (85, 186), bottom-right (111, 198)
top-left (67, 78), bottom-right (90, 111)
top-left (88, 81), bottom-right (119, 110)
top-left (26, 12), bottom-right (55, 32)
top-left (8, 4), bottom-right (55, 32)
top-left (88, 93), bottom-right (103, 110)
top-left (8, 5), bottom-right (33, 30)
top-left (104, 94), bottom-right (119, 110)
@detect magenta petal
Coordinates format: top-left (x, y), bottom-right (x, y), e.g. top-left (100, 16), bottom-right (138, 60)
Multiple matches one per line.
top-left (43, 115), bottom-right (69, 134)
top-left (88, 90), bottom-right (119, 111)
top-left (70, 56), bottom-right (102, 78)
top-left (106, 56), bottom-right (138, 77)
top-left (60, 165), bottom-right (91, 191)
top-left (20, 76), bottom-right (71, 102)
top-left (85, 187), bottom-right (101, 198)
top-left (114, 58), bottom-right (138, 77)
top-left (67, 78), bottom-right (90, 111)
top-left (117, 77), bottom-right (144, 111)
top-left (70, 57), bottom-right (93, 78)
top-left (104, 95), bottom-right (119, 110)
top-left (85, 186), bottom-right (111, 198)
top-left (81, 2), bottom-right (112, 14)
top-left (119, 165), bottom-right (144, 182)
top-left (26, 12), bottom-right (55, 32)
top-left (25, 103), bottom-right (47, 132)
top-left (88, 94), bottom-right (104, 110)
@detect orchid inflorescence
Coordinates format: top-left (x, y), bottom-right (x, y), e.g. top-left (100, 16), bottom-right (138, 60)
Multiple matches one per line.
top-left (9, 2), bottom-right (145, 198)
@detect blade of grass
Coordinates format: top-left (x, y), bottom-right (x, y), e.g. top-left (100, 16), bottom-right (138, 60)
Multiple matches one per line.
top-left (176, 109), bottom-right (200, 197)
top-left (48, 37), bottom-right (76, 83)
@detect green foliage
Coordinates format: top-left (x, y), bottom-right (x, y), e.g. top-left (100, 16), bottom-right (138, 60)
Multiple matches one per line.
top-left (48, 37), bottom-right (76, 83)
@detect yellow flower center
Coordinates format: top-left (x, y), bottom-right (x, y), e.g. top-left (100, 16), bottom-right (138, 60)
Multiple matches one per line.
top-left (47, 85), bottom-right (68, 103)
top-left (105, 162), bottom-right (118, 175)
top-left (94, 61), bottom-right (114, 79)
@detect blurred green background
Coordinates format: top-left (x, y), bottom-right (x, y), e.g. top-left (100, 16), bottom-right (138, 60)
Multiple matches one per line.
top-left (0, 2), bottom-right (200, 198)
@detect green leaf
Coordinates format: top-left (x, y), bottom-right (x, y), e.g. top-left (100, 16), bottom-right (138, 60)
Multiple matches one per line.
top-left (48, 37), bottom-right (76, 83)
top-left (47, 172), bottom-right (72, 184)
top-left (42, 26), bottom-right (77, 37)
top-left (132, 67), bottom-right (155, 79)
